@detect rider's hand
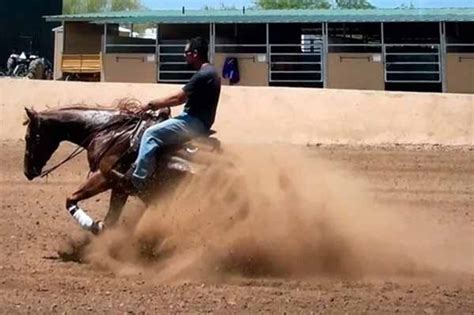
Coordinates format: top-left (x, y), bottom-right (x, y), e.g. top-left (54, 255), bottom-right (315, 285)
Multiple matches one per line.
top-left (144, 101), bottom-right (156, 112)
top-left (131, 103), bottom-right (150, 114)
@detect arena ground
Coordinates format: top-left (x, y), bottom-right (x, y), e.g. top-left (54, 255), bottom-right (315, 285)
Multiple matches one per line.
top-left (0, 139), bottom-right (472, 313)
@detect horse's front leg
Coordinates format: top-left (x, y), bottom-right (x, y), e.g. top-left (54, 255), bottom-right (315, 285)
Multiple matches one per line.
top-left (66, 171), bottom-right (111, 234)
top-left (103, 189), bottom-right (128, 227)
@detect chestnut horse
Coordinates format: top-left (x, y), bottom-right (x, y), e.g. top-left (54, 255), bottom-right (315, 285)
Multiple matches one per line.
top-left (23, 105), bottom-right (218, 234)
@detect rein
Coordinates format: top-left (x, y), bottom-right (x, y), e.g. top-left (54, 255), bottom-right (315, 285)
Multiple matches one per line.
top-left (40, 143), bottom-right (85, 178)
top-left (39, 113), bottom-right (142, 178)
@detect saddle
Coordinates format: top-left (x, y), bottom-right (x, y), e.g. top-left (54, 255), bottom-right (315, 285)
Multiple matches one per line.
top-left (89, 110), bottom-right (221, 177)
top-left (129, 115), bottom-right (219, 152)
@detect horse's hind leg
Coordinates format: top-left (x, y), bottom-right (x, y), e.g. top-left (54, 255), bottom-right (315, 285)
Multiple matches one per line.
top-left (66, 171), bottom-right (111, 234)
top-left (103, 189), bottom-right (128, 227)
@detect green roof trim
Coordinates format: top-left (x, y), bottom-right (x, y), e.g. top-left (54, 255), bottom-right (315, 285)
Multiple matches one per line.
top-left (45, 8), bottom-right (474, 24)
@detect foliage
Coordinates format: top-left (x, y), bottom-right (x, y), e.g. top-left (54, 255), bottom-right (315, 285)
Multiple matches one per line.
top-left (397, 2), bottom-right (416, 9)
top-left (203, 3), bottom-right (240, 10)
top-left (335, 0), bottom-right (375, 9)
top-left (253, 0), bottom-right (332, 10)
top-left (253, 0), bottom-right (376, 9)
top-left (63, 0), bottom-right (143, 14)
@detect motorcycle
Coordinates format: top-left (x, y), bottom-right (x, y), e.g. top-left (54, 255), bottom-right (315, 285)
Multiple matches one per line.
top-left (27, 56), bottom-right (53, 80)
top-left (6, 52), bottom-right (53, 79)
top-left (11, 52), bottom-right (30, 77)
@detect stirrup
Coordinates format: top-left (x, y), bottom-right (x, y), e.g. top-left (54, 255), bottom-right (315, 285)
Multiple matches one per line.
top-left (109, 169), bottom-right (126, 182)
top-left (110, 167), bottom-right (143, 195)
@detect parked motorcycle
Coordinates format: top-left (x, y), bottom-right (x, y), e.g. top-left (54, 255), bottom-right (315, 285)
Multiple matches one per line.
top-left (12, 52), bottom-right (30, 77)
top-left (5, 52), bottom-right (52, 79)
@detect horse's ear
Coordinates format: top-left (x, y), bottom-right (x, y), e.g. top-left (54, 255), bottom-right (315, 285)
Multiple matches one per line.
top-left (24, 107), bottom-right (36, 120)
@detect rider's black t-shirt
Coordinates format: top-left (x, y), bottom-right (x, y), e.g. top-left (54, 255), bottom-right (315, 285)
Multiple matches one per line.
top-left (182, 64), bottom-right (221, 130)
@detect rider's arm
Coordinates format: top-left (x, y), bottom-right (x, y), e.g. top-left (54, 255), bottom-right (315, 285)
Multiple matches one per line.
top-left (147, 69), bottom-right (203, 111)
top-left (147, 89), bottom-right (187, 111)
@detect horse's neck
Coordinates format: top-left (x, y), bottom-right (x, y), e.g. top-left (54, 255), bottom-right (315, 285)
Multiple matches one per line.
top-left (41, 109), bottom-right (119, 147)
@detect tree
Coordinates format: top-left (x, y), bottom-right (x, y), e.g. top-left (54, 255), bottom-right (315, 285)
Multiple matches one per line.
top-left (203, 2), bottom-right (239, 10)
top-left (63, 0), bottom-right (106, 14)
top-left (63, 0), bottom-right (142, 14)
top-left (254, 0), bottom-right (332, 10)
top-left (111, 0), bottom-right (143, 11)
top-left (335, 0), bottom-right (375, 9)
top-left (397, 2), bottom-right (416, 9)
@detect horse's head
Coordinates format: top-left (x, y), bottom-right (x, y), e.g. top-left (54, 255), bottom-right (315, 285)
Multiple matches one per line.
top-left (23, 108), bottom-right (60, 180)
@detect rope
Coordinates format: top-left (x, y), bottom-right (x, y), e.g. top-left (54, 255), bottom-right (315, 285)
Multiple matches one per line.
top-left (40, 145), bottom-right (85, 178)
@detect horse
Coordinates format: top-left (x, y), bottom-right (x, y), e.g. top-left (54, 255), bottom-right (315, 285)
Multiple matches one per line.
top-left (23, 104), bottom-right (220, 234)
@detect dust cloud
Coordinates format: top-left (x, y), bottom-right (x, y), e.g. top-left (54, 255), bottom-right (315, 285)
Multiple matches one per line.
top-left (77, 144), bottom-right (472, 282)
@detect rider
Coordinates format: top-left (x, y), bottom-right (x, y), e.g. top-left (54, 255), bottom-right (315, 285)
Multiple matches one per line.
top-left (124, 36), bottom-right (221, 191)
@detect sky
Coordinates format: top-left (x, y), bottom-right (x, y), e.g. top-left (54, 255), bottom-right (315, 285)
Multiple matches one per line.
top-left (142, 0), bottom-right (474, 9)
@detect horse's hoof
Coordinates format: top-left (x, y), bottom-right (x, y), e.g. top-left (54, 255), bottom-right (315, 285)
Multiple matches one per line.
top-left (91, 220), bottom-right (105, 235)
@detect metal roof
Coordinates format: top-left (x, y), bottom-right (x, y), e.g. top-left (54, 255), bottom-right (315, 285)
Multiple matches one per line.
top-left (45, 8), bottom-right (474, 24)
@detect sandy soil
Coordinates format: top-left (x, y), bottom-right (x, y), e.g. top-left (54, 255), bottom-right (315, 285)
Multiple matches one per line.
top-left (0, 139), bottom-right (473, 314)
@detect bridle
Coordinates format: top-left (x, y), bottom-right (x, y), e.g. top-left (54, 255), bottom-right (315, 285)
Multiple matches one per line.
top-left (26, 116), bottom-right (83, 178)
top-left (37, 113), bottom-right (145, 178)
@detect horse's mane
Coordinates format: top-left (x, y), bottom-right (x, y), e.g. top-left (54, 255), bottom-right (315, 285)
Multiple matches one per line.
top-left (49, 98), bottom-right (143, 113)
top-left (24, 98), bottom-right (143, 125)
top-left (54, 106), bottom-right (117, 111)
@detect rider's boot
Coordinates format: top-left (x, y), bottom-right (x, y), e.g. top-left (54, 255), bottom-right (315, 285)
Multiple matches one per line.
top-left (109, 164), bottom-right (141, 195)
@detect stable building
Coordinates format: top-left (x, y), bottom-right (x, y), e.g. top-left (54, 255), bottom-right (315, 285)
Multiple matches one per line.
top-left (46, 8), bottom-right (474, 93)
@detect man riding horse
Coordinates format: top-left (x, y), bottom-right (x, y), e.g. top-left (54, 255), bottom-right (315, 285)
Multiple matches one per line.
top-left (23, 37), bottom-right (221, 234)
top-left (118, 36), bottom-right (221, 193)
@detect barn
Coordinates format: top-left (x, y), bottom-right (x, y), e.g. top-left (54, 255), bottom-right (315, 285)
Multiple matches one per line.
top-left (46, 8), bottom-right (474, 93)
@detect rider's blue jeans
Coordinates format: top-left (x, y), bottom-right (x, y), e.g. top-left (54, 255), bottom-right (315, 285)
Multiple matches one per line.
top-left (132, 113), bottom-right (206, 189)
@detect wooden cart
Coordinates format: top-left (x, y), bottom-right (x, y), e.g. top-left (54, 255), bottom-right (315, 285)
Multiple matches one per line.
top-left (61, 53), bottom-right (102, 81)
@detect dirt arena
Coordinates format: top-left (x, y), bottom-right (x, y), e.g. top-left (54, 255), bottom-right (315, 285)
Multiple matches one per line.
top-left (0, 137), bottom-right (473, 313)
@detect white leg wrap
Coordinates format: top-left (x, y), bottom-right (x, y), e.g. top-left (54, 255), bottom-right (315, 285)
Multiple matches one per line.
top-left (68, 205), bottom-right (94, 231)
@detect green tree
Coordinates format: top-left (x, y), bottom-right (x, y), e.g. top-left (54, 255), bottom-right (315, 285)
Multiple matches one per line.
top-left (397, 2), bottom-right (416, 9)
top-left (335, 0), bottom-right (375, 9)
top-left (111, 0), bottom-right (142, 11)
top-left (203, 2), bottom-right (239, 10)
top-left (253, 0), bottom-right (331, 10)
top-left (63, 0), bottom-right (142, 14)
top-left (63, 0), bottom-right (106, 14)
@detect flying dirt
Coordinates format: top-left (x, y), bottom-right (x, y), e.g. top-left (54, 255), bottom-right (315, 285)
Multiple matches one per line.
top-left (72, 144), bottom-right (473, 283)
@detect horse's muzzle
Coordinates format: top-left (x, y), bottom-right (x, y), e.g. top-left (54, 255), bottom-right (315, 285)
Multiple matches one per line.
top-left (24, 169), bottom-right (39, 180)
